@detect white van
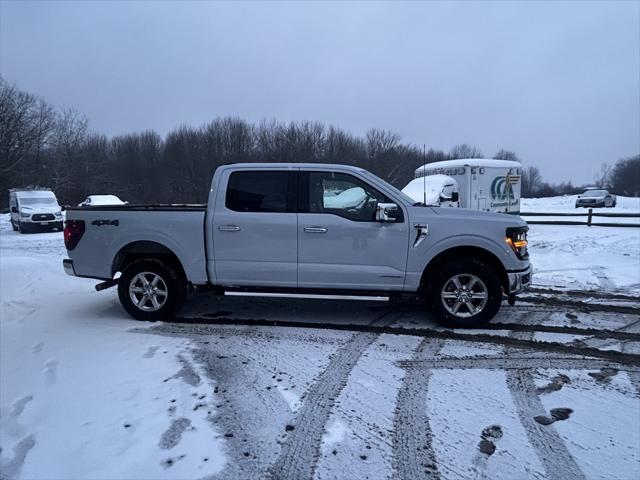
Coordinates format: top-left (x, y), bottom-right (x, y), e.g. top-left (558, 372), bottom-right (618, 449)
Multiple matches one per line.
top-left (402, 174), bottom-right (459, 207)
top-left (414, 159), bottom-right (522, 214)
top-left (9, 188), bottom-right (63, 233)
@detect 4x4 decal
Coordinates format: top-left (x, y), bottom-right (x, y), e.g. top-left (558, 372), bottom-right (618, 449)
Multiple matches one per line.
top-left (91, 219), bottom-right (119, 227)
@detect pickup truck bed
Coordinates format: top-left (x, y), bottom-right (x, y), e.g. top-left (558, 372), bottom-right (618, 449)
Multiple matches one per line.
top-left (63, 205), bottom-right (209, 284)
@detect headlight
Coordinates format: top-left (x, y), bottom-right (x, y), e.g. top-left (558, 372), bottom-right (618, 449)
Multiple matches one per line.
top-left (55, 211), bottom-right (62, 217)
top-left (506, 226), bottom-right (529, 260)
top-left (20, 211), bottom-right (30, 218)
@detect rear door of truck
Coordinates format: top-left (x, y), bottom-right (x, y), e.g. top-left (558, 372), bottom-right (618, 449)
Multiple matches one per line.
top-left (211, 167), bottom-right (298, 287)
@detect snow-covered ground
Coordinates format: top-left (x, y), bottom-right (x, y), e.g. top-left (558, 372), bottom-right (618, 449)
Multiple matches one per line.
top-left (522, 195), bottom-right (640, 213)
top-left (519, 196), bottom-right (640, 295)
top-left (528, 224), bottom-right (640, 295)
top-left (1, 213), bottom-right (639, 480)
top-left (522, 195), bottom-right (640, 226)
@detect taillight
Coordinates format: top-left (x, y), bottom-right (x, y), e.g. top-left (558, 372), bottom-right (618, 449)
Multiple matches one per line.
top-left (506, 226), bottom-right (528, 260)
top-left (64, 220), bottom-right (85, 250)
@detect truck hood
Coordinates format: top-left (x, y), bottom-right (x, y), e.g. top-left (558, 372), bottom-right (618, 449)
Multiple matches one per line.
top-left (409, 205), bottom-right (527, 228)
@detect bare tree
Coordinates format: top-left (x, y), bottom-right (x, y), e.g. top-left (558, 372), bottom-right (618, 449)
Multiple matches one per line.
top-left (0, 78), bottom-right (55, 178)
top-left (449, 143), bottom-right (483, 159)
top-left (493, 149), bottom-right (520, 162)
top-left (609, 155), bottom-right (640, 196)
top-left (47, 108), bottom-right (88, 192)
top-left (521, 166), bottom-right (542, 197)
top-left (593, 161), bottom-right (612, 188)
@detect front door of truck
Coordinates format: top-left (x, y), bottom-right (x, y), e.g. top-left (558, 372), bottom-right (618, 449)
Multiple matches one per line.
top-left (297, 170), bottom-right (409, 291)
top-left (212, 169), bottom-right (298, 287)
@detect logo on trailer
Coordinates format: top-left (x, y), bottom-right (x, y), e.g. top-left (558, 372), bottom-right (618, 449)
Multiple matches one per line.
top-left (490, 176), bottom-right (517, 201)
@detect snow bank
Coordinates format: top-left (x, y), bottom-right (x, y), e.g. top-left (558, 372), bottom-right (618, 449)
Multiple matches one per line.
top-left (527, 224), bottom-right (640, 295)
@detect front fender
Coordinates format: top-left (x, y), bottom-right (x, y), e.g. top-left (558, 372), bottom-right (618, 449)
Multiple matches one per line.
top-left (404, 234), bottom-right (521, 292)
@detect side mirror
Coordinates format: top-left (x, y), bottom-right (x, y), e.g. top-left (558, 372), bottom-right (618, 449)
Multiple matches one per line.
top-left (11, 206), bottom-right (18, 213)
top-left (451, 192), bottom-right (459, 202)
top-left (60, 205), bottom-right (66, 211)
top-left (376, 203), bottom-right (401, 222)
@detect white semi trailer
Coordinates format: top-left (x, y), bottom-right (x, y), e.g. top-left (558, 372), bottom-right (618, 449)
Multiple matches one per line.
top-left (412, 158), bottom-right (522, 214)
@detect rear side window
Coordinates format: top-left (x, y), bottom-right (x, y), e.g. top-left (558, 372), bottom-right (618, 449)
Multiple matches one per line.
top-left (226, 171), bottom-right (295, 213)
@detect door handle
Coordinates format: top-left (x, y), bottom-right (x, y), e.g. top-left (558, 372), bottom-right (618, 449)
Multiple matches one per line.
top-left (218, 225), bottom-right (240, 232)
top-left (304, 226), bottom-right (327, 233)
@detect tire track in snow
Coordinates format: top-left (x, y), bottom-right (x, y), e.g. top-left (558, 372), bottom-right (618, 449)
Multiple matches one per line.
top-left (505, 331), bottom-right (586, 480)
top-left (626, 371), bottom-right (640, 397)
top-left (172, 316), bottom-right (640, 366)
top-left (398, 356), bottom-right (635, 372)
top-left (267, 312), bottom-right (401, 480)
top-left (392, 338), bottom-right (444, 480)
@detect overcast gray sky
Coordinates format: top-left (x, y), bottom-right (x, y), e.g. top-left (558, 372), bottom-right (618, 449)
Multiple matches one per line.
top-left (1, 0), bottom-right (638, 184)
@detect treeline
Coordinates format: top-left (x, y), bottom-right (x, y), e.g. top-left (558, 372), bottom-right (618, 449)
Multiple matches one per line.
top-left (520, 155), bottom-right (640, 198)
top-left (1, 77), bottom-right (637, 208)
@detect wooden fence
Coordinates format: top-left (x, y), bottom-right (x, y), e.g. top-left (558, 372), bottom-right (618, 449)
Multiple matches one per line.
top-left (520, 209), bottom-right (640, 227)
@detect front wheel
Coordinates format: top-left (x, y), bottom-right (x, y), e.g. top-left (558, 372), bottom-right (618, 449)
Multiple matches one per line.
top-left (117, 259), bottom-right (187, 321)
top-left (425, 259), bottom-right (503, 328)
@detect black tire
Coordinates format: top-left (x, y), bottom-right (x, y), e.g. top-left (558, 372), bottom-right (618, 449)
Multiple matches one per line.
top-left (117, 258), bottom-right (187, 321)
top-left (425, 258), bottom-right (502, 328)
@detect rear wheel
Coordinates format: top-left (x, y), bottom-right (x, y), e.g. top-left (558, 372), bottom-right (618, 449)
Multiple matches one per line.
top-left (117, 259), bottom-right (187, 321)
top-left (425, 258), bottom-right (502, 328)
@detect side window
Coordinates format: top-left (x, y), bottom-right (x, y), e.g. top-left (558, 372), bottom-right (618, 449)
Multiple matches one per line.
top-left (305, 171), bottom-right (393, 222)
top-left (226, 171), bottom-right (294, 213)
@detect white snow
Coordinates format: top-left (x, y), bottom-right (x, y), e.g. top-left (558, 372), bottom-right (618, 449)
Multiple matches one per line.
top-left (401, 175), bottom-right (456, 205)
top-left (0, 219), bottom-right (226, 479)
top-left (416, 158), bottom-right (522, 176)
top-left (428, 368), bottom-right (547, 479)
top-left (526, 224), bottom-right (640, 295)
top-left (79, 195), bottom-right (126, 206)
top-left (323, 187), bottom-right (366, 208)
top-left (522, 195), bottom-right (640, 213)
top-left (536, 369), bottom-right (640, 479)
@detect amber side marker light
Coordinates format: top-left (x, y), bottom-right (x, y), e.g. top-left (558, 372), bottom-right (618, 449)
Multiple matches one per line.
top-left (505, 237), bottom-right (528, 260)
top-left (505, 238), bottom-right (528, 248)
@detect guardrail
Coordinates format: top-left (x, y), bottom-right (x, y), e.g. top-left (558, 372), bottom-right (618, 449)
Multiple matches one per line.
top-left (520, 209), bottom-right (640, 227)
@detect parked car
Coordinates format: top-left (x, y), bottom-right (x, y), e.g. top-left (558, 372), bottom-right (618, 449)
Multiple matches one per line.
top-left (78, 195), bottom-right (126, 207)
top-left (575, 189), bottom-right (617, 208)
top-left (62, 163), bottom-right (532, 328)
top-left (9, 188), bottom-right (63, 233)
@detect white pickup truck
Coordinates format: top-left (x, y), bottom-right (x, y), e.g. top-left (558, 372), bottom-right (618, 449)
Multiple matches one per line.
top-left (63, 163), bottom-right (531, 327)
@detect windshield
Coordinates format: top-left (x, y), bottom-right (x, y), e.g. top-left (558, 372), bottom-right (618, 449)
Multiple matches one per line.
top-left (19, 197), bottom-right (58, 206)
top-left (360, 170), bottom-right (416, 205)
top-left (583, 190), bottom-right (607, 197)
